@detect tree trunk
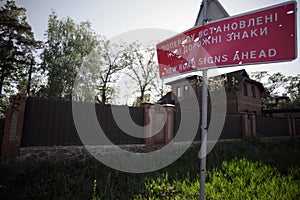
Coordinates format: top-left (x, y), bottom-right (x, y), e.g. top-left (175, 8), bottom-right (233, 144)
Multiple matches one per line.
top-left (140, 88), bottom-right (145, 103)
top-left (0, 72), bottom-right (6, 97)
top-left (101, 89), bottom-right (106, 104)
top-left (26, 59), bottom-right (33, 95)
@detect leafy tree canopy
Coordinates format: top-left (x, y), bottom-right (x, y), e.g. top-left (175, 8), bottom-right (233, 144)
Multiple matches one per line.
top-left (0, 0), bottom-right (40, 113)
top-left (40, 11), bottom-right (98, 100)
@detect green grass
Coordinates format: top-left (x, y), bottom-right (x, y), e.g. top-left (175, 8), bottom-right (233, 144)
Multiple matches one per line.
top-left (1, 137), bottom-right (300, 199)
top-left (135, 158), bottom-right (300, 200)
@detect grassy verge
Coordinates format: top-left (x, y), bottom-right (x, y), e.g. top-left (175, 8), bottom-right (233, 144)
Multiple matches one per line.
top-left (0, 137), bottom-right (300, 199)
top-left (135, 158), bottom-right (300, 200)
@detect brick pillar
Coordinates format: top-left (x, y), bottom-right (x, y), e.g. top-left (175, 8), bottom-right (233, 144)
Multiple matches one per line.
top-left (249, 113), bottom-right (256, 136)
top-left (1, 93), bottom-right (27, 162)
top-left (143, 103), bottom-right (155, 145)
top-left (288, 116), bottom-right (296, 137)
top-left (291, 117), bottom-right (296, 136)
top-left (163, 105), bottom-right (174, 144)
top-left (241, 113), bottom-right (249, 139)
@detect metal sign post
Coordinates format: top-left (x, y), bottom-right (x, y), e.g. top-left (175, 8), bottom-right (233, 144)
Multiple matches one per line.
top-left (200, 1), bottom-right (208, 200)
top-left (200, 69), bottom-right (208, 200)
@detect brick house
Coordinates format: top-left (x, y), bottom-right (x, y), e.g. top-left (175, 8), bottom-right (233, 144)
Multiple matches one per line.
top-left (158, 69), bottom-right (265, 116)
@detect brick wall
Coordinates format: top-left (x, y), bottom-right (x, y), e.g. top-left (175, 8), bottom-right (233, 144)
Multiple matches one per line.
top-left (1, 93), bottom-right (27, 162)
top-left (237, 81), bottom-right (263, 115)
top-left (143, 103), bottom-right (174, 145)
top-left (1, 93), bottom-right (298, 163)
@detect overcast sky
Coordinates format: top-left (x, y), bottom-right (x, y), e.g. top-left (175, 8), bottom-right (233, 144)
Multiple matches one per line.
top-left (8, 0), bottom-right (298, 77)
top-left (3, 0), bottom-right (299, 102)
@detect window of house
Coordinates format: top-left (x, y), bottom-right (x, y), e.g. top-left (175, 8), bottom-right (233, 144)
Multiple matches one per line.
top-left (251, 85), bottom-right (256, 98)
top-left (243, 83), bottom-right (248, 96)
top-left (177, 87), bottom-right (182, 97)
top-left (183, 85), bottom-right (189, 96)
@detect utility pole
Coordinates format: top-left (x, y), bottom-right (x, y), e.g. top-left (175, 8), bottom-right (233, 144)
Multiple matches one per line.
top-left (200, 0), bottom-right (208, 200)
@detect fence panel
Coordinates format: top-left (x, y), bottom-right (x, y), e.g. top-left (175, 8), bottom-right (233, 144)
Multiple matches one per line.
top-left (21, 98), bottom-right (81, 146)
top-left (219, 115), bottom-right (242, 139)
top-left (174, 112), bottom-right (243, 141)
top-left (0, 118), bottom-right (5, 156)
top-left (256, 117), bottom-right (289, 137)
top-left (21, 98), bottom-right (144, 146)
top-left (95, 104), bottom-right (144, 145)
top-left (173, 111), bottom-right (201, 142)
top-left (295, 118), bottom-right (300, 136)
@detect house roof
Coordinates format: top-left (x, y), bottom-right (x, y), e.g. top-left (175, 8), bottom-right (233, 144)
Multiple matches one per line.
top-left (165, 69), bottom-right (265, 92)
top-left (158, 69), bottom-right (265, 105)
top-left (224, 69), bottom-right (265, 92)
top-left (157, 91), bottom-right (173, 104)
top-left (166, 75), bottom-right (201, 85)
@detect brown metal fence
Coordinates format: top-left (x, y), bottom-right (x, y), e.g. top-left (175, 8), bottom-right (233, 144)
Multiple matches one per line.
top-left (0, 118), bottom-right (5, 156)
top-left (295, 118), bottom-right (300, 136)
top-left (21, 98), bottom-right (144, 146)
top-left (19, 97), bottom-right (300, 147)
top-left (173, 111), bottom-right (201, 142)
top-left (174, 111), bottom-right (242, 141)
top-left (219, 115), bottom-right (242, 139)
top-left (256, 117), bottom-right (290, 137)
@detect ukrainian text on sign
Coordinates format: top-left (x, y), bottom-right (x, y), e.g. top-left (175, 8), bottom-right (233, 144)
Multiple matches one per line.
top-left (157, 1), bottom-right (297, 78)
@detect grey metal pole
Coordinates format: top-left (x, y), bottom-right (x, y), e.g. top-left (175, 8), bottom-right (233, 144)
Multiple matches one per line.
top-left (200, 1), bottom-right (208, 200)
top-left (200, 69), bottom-right (208, 200)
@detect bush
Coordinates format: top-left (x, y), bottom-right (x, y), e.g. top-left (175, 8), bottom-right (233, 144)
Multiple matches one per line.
top-left (206, 158), bottom-right (300, 200)
top-left (136, 158), bottom-right (300, 200)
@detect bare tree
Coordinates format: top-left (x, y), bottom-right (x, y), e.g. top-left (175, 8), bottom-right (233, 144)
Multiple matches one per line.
top-left (153, 77), bottom-right (171, 100)
top-left (76, 37), bottom-right (130, 104)
top-left (126, 42), bottom-right (159, 106)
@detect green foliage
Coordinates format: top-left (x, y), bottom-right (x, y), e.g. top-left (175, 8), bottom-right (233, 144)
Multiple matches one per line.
top-left (133, 93), bottom-right (150, 107)
top-left (136, 159), bottom-right (300, 200)
top-left (245, 134), bottom-right (263, 147)
top-left (250, 71), bottom-right (300, 108)
top-left (285, 74), bottom-right (300, 101)
top-left (40, 12), bottom-right (98, 100)
top-left (74, 37), bottom-right (130, 104)
top-left (137, 173), bottom-right (177, 199)
top-left (206, 158), bottom-right (300, 200)
top-left (0, 0), bottom-right (40, 112)
top-left (92, 180), bottom-right (101, 200)
top-left (0, 139), bottom-right (300, 199)
top-left (135, 173), bottom-right (199, 200)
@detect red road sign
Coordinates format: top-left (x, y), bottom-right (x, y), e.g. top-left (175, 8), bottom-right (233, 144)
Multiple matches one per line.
top-left (157, 1), bottom-right (297, 79)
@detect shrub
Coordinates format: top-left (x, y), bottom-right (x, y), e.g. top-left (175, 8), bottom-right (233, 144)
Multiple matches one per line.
top-left (136, 158), bottom-right (300, 200)
top-left (206, 158), bottom-right (300, 200)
